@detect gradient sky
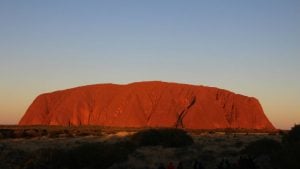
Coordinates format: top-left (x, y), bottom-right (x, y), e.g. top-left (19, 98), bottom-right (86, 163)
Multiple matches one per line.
top-left (0, 0), bottom-right (299, 129)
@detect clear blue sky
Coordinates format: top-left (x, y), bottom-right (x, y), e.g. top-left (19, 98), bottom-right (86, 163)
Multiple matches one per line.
top-left (0, 0), bottom-right (299, 129)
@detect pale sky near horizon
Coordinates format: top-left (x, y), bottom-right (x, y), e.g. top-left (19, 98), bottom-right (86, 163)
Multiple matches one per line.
top-left (0, 0), bottom-right (299, 129)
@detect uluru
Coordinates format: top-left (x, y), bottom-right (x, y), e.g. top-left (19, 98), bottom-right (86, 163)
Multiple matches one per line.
top-left (19, 81), bottom-right (275, 130)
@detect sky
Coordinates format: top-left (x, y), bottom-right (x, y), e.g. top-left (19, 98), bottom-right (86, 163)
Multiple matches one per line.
top-left (0, 0), bottom-right (299, 129)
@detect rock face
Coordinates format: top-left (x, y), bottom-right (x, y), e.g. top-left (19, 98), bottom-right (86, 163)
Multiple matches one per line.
top-left (19, 81), bottom-right (275, 130)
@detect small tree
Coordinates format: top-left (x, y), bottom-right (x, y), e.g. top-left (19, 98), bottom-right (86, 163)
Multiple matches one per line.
top-left (284, 124), bottom-right (300, 143)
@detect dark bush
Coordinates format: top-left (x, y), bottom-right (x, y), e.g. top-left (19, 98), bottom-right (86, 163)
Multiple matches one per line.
top-left (200, 150), bottom-right (216, 161)
top-left (48, 130), bottom-right (63, 138)
top-left (241, 138), bottom-right (281, 157)
top-left (0, 148), bottom-right (28, 169)
top-left (241, 125), bottom-right (300, 169)
top-left (271, 143), bottom-right (300, 169)
top-left (41, 129), bottom-right (48, 136)
top-left (75, 131), bottom-right (92, 137)
top-left (131, 128), bottom-right (194, 148)
top-left (13, 129), bottom-right (25, 138)
top-left (22, 141), bottom-right (136, 169)
top-left (24, 129), bottom-right (41, 138)
top-left (234, 141), bottom-right (244, 148)
top-left (0, 129), bottom-right (14, 138)
top-left (283, 124), bottom-right (300, 143)
top-left (66, 141), bottom-right (136, 169)
top-left (23, 148), bottom-right (65, 169)
top-left (272, 124), bottom-right (300, 169)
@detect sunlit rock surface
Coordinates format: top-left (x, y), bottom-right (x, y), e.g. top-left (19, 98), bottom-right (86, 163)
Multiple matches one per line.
top-left (19, 81), bottom-right (275, 130)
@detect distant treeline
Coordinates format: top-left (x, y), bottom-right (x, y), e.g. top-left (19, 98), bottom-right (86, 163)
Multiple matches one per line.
top-left (0, 125), bottom-right (279, 139)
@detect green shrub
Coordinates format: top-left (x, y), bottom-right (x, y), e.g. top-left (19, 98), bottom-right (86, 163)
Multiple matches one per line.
top-left (131, 128), bottom-right (194, 147)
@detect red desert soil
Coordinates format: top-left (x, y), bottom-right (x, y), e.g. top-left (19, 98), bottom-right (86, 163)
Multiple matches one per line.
top-left (19, 81), bottom-right (275, 130)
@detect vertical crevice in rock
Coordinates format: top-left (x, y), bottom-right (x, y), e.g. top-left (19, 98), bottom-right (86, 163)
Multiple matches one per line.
top-left (175, 96), bottom-right (196, 128)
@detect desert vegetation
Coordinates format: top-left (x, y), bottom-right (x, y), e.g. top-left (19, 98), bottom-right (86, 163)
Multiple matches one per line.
top-left (0, 127), bottom-right (194, 169)
top-left (1, 126), bottom-right (299, 169)
top-left (0, 125), bottom-right (104, 139)
top-left (241, 124), bottom-right (300, 169)
top-left (130, 128), bottom-right (194, 147)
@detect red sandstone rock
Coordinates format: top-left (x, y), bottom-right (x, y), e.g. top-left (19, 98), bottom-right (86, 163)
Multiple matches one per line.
top-left (19, 81), bottom-right (275, 130)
